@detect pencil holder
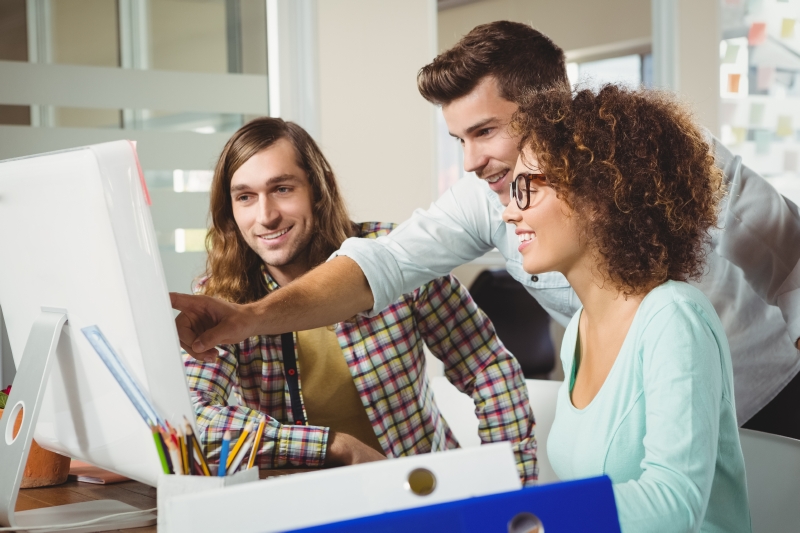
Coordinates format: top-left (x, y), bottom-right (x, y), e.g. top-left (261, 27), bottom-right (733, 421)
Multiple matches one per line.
top-left (157, 467), bottom-right (259, 532)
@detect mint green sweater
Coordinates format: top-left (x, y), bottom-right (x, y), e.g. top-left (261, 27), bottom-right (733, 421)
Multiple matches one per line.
top-left (548, 281), bottom-right (751, 532)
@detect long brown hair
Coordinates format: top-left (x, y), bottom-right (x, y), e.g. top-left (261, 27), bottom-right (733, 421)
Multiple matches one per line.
top-left (200, 117), bottom-right (352, 304)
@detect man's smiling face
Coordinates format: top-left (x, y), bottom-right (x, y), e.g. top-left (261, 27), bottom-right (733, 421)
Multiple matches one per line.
top-left (230, 138), bottom-right (315, 283)
top-left (441, 76), bottom-right (520, 206)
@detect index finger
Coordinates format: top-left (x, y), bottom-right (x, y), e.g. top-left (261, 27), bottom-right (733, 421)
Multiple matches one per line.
top-left (170, 291), bottom-right (198, 311)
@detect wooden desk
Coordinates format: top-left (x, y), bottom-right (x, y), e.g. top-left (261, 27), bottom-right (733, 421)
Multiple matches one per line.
top-left (16, 469), bottom-right (314, 532)
top-left (17, 479), bottom-right (157, 532)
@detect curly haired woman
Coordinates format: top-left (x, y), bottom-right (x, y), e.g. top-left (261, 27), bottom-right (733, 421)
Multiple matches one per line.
top-left (503, 85), bottom-right (751, 533)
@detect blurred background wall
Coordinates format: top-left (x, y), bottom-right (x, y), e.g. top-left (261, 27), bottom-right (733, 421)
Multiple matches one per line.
top-left (2, 0), bottom-right (799, 386)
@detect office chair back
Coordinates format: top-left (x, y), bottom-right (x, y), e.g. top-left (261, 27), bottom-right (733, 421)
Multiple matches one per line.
top-left (739, 428), bottom-right (800, 532)
top-left (469, 269), bottom-right (555, 378)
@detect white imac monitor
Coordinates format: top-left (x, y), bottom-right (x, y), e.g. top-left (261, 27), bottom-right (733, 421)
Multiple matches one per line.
top-left (0, 140), bottom-right (197, 487)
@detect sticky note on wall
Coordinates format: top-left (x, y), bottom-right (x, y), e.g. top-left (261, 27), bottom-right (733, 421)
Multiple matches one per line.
top-left (757, 66), bottom-right (775, 91)
top-left (781, 19), bottom-right (796, 39)
top-left (723, 44), bottom-right (740, 63)
top-left (749, 103), bottom-right (765, 125)
top-left (777, 116), bottom-right (793, 137)
top-left (755, 130), bottom-right (772, 155)
top-left (732, 127), bottom-right (747, 144)
top-left (748, 22), bottom-right (767, 45)
top-left (728, 73), bottom-right (742, 93)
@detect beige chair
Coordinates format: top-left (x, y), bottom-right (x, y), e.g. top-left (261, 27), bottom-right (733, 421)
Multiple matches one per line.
top-left (738, 428), bottom-right (800, 532)
top-left (430, 377), bottom-right (561, 484)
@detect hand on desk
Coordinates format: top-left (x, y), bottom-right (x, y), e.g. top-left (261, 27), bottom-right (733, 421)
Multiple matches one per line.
top-left (325, 432), bottom-right (386, 466)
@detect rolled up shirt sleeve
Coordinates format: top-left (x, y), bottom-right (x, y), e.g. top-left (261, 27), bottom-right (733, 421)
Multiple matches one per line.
top-left (184, 345), bottom-right (330, 468)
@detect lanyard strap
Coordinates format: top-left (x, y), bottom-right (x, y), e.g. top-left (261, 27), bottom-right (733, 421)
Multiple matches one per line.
top-left (280, 332), bottom-right (306, 426)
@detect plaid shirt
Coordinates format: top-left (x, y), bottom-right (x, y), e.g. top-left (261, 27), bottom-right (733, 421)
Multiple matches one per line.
top-left (184, 222), bottom-right (537, 485)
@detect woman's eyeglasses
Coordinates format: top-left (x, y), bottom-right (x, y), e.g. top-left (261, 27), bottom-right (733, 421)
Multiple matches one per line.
top-left (510, 173), bottom-right (545, 210)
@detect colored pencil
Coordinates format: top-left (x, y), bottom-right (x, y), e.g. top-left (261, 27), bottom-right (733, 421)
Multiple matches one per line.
top-left (183, 418), bottom-right (211, 476)
top-left (164, 428), bottom-right (183, 476)
top-left (192, 436), bottom-right (212, 476)
top-left (247, 419), bottom-right (266, 470)
top-left (151, 426), bottom-right (170, 474)
top-left (158, 430), bottom-right (174, 474)
top-left (218, 430), bottom-right (231, 477)
top-left (184, 420), bottom-right (195, 475)
top-left (180, 434), bottom-right (190, 475)
top-left (228, 433), bottom-right (255, 474)
top-left (226, 422), bottom-right (254, 469)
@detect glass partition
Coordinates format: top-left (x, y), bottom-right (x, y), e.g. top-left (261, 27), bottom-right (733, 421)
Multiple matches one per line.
top-left (720, 0), bottom-right (800, 204)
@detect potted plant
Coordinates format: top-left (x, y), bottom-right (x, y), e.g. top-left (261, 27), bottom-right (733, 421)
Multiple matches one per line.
top-left (0, 386), bottom-right (72, 488)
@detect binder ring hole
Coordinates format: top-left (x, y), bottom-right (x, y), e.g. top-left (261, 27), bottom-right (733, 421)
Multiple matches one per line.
top-left (508, 512), bottom-right (544, 533)
top-left (405, 468), bottom-right (436, 496)
top-left (4, 402), bottom-right (24, 445)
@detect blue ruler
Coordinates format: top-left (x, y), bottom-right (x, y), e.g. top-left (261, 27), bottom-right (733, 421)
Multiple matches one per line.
top-left (291, 475), bottom-right (620, 533)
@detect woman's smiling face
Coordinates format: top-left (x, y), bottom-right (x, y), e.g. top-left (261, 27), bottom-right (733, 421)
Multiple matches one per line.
top-left (502, 150), bottom-right (586, 277)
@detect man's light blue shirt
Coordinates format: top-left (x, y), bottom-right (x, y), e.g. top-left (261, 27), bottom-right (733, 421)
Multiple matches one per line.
top-left (333, 136), bottom-right (800, 424)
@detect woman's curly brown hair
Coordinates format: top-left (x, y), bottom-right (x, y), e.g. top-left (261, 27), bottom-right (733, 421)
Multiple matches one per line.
top-left (512, 84), bottom-right (723, 295)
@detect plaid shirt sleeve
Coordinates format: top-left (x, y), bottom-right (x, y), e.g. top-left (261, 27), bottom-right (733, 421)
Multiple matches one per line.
top-left (183, 343), bottom-right (330, 469)
top-left (410, 274), bottom-right (538, 486)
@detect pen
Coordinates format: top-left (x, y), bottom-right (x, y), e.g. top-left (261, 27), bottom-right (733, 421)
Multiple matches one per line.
top-left (247, 419), bottom-right (266, 470)
top-left (218, 430), bottom-right (231, 477)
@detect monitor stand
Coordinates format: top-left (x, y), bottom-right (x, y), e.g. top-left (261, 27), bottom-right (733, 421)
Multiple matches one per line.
top-left (0, 308), bottom-right (156, 532)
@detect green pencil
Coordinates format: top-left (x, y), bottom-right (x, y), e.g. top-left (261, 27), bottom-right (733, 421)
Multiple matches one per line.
top-left (151, 426), bottom-right (171, 474)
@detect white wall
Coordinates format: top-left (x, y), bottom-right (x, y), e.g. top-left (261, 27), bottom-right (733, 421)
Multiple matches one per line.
top-left (316, 0), bottom-right (438, 223)
top-left (438, 0), bottom-right (651, 54)
top-left (676, 0), bottom-right (720, 134)
top-left (439, 0), bottom-right (720, 139)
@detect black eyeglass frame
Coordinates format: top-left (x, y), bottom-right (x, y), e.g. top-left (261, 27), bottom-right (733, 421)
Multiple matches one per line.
top-left (510, 173), bottom-right (546, 210)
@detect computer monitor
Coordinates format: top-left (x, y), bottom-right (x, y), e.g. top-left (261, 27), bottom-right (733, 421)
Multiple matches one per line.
top-left (0, 140), bottom-right (197, 487)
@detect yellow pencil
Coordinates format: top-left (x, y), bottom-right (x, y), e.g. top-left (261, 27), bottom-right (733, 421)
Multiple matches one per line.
top-left (184, 417), bottom-right (211, 476)
top-left (247, 419), bottom-right (266, 470)
top-left (179, 430), bottom-right (189, 475)
top-left (191, 436), bottom-right (212, 476)
top-left (226, 422), bottom-right (254, 469)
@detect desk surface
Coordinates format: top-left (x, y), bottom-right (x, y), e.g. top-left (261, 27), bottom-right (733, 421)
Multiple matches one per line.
top-left (17, 479), bottom-right (157, 532)
top-left (16, 469), bottom-right (313, 532)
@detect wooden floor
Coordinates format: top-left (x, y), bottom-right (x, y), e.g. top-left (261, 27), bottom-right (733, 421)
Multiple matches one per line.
top-left (17, 479), bottom-right (157, 532)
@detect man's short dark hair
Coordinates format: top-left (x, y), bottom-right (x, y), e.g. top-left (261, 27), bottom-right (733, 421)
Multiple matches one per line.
top-left (418, 21), bottom-right (568, 105)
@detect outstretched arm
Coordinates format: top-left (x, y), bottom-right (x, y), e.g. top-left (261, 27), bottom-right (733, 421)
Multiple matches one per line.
top-left (172, 256), bottom-right (373, 361)
top-left (174, 178), bottom-right (499, 360)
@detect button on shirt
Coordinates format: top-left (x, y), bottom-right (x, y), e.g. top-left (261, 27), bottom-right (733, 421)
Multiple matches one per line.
top-left (334, 135), bottom-right (800, 424)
